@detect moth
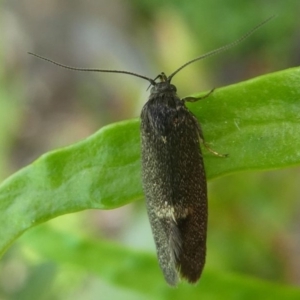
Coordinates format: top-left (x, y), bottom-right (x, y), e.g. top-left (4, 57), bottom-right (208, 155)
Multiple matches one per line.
top-left (29, 16), bottom-right (274, 286)
top-left (140, 72), bottom-right (219, 285)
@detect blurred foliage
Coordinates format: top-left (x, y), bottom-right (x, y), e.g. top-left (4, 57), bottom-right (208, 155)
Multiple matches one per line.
top-left (1, 0), bottom-right (300, 299)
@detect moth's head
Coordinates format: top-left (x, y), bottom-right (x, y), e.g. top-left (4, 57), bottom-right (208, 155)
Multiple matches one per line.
top-left (150, 72), bottom-right (177, 94)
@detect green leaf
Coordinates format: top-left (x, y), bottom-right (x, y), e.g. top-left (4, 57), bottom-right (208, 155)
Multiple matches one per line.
top-left (1, 67), bottom-right (300, 256)
top-left (23, 226), bottom-right (300, 300)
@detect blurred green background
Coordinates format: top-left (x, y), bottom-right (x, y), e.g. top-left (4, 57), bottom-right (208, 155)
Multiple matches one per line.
top-left (1, 0), bottom-right (300, 299)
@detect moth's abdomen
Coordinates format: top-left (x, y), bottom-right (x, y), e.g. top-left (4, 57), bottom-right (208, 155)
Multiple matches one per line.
top-left (141, 97), bottom-right (207, 285)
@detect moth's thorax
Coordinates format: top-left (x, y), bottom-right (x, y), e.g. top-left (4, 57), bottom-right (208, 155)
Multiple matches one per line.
top-left (150, 81), bottom-right (177, 97)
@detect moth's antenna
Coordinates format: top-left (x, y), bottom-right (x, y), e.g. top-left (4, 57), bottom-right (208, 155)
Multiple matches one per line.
top-left (28, 52), bottom-right (156, 85)
top-left (168, 15), bottom-right (276, 81)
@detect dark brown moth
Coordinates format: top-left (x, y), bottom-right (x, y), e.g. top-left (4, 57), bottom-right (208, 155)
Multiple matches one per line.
top-left (28, 16), bottom-right (274, 286)
top-left (140, 73), bottom-right (214, 285)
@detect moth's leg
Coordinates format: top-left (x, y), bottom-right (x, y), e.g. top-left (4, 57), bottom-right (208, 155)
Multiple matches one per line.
top-left (196, 121), bottom-right (227, 157)
top-left (182, 88), bottom-right (215, 103)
